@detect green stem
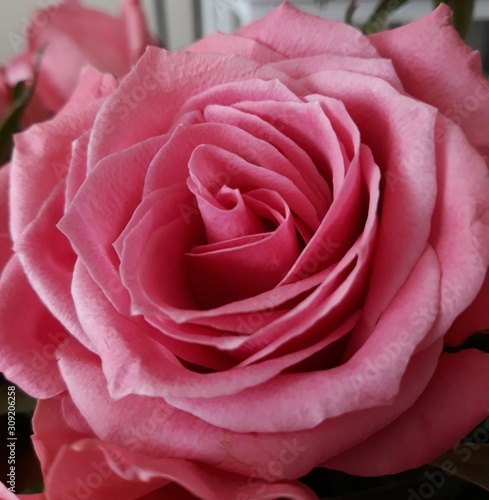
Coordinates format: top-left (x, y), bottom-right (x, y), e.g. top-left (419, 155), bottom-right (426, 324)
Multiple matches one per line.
top-left (362, 0), bottom-right (412, 35)
top-left (345, 0), bottom-right (358, 25)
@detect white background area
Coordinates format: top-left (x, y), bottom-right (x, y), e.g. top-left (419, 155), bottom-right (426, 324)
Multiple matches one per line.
top-left (1, 0), bottom-right (489, 65)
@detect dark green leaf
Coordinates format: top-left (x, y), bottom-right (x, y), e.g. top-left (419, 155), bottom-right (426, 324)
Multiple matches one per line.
top-left (0, 49), bottom-right (43, 166)
top-left (432, 445), bottom-right (489, 492)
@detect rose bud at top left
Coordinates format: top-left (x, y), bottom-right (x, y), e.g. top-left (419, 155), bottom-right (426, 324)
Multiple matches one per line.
top-left (3, 0), bottom-right (156, 125)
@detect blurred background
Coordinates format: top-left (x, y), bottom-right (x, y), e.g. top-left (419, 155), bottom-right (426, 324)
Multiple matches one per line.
top-left (1, 0), bottom-right (489, 68)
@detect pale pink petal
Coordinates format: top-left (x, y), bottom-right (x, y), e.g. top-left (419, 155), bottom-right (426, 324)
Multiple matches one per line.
top-left (165, 248), bottom-right (440, 433)
top-left (0, 483), bottom-right (45, 500)
top-left (296, 70), bottom-right (439, 354)
top-left (424, 115), bottom-right (489, 341)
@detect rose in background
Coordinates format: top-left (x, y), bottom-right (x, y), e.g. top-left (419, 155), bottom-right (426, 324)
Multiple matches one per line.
top-left (1, 0), bottom-right (155, 128)
top-left (0, 70), bottom-right (11, 123)
top-left (1, 2), bottom-right (489, 499)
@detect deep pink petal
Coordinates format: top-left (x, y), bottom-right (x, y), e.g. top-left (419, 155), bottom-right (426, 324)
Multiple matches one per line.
top-left (323, 350), bottom-right (489, 475)
top-left (445, 269), bottom-right (489, 346)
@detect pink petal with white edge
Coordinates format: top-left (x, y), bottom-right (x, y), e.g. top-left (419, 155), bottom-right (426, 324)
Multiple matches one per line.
top-left (323, 350), bottom-right (489, 476)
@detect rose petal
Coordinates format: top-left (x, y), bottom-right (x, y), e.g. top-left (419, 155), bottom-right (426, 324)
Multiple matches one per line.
top-left (369, 4), bottom-right (489, 157)
top-left (0, 257), bottom-right (67, 398)
top-left (88, 48), bottom-right (305, 170)
top-left (236, 3), bottom-right (380, 59)
top-left (58, 135), bottom-right (166, 313)
top-left (323, 350), bottom-right (489, 475)
top-left (189, 32), bottom-right (286, 64)
top-left (0, 164), bottom-right (12, 273)
top-left (34, 392), bottom-right (316, 499)
top-left (10, 69), bottom-right (114, 241)
top-left (57, 336), bottom-right (442, 479)
top-left (15, 182), bottom-right (93, 351)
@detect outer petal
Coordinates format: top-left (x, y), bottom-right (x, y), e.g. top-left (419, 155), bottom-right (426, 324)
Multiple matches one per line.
top-left (10, 68), bottom-right (116, 242)
top-left (188, 32), bottom-right (286, 64)
top-left (0, 163), bottom-right (12, 272)
top-left (33, 394), bottom-right (316, 500)
top-left (0, 257), bottom-right (67, 398)
top-left (56, 336), bottom-right (442, 480)
top-left (323, 350), bottom-right (489, 475)
top-left (369, 4), bottom-right (489, 157)
top-left (445, 269), bottom-right (489, 346)
top-left (236, 3), bottom-right (380, 59)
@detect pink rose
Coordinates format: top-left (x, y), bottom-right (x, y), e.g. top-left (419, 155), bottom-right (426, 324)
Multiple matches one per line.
top-left (3, 0), bottom-right (154, 123)
top-left (2, 3), bottom-right (489, 498)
